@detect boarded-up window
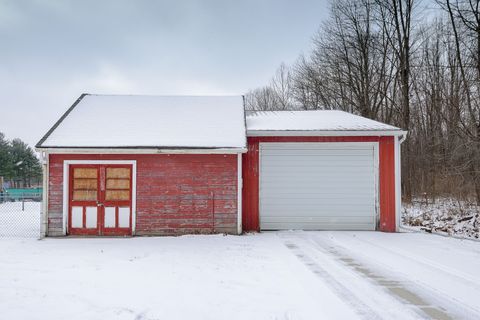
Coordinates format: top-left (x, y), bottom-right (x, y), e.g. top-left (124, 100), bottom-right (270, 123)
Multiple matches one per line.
top-left (73, 168), bottom-right (98, 201)
top-left (105, 167), bottom-right (131, 201)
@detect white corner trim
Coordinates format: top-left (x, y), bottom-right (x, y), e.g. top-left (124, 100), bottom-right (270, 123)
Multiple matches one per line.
top-left (394, 136), bottom-right (402, 232)
top-left (40, 151), bottom-right (49, 238)
top-left (373, 142), bottom-right (380, 230)
top-left (237, 154), bottom-right (242, 235)
top-left (62, 160), bottom-right (137, 236)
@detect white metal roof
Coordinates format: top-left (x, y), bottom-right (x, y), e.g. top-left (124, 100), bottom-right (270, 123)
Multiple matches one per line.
top-left (37, 94), bottom-right (247, 150)
top-left (246, 110), bottom-right (402, 135)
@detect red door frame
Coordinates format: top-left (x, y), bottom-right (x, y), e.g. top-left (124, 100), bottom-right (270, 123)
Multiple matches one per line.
top-left (68, 164), bottom-right (133, 236)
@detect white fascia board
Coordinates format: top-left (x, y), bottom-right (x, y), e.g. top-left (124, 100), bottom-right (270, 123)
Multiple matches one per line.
top-left (247, 130), bottom-right (407, 137)
top-left (36, 147), bottom-right (247, 154)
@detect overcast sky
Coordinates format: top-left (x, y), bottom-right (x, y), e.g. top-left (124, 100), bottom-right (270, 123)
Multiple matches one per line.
top-left (0, 0), bottom-right (328, 147)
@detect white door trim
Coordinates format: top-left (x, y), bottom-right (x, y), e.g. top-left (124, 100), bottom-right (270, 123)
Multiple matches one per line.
top-left (258, 141), bottom-right (379, 230)
top-left (62, 160), bottom-right (137, 235)
top-left (237, 154), bottom-right (243, 235)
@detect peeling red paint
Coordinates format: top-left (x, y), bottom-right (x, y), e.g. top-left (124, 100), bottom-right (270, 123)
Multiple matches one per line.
top-left (48, 153), bottom-right (238, 236)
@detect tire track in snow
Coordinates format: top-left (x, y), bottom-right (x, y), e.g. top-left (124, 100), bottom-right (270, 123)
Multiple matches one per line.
top-left (305, 233), bottom-right (480, 319)
top-left (283, 240), bottom-right (383, 320)
top-left (320, 233), bottom-right (480, 317)
top-left (343, 234), bottom-right (480, 290)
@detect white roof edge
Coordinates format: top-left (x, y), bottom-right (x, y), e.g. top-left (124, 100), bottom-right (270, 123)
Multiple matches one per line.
top-left (35, 147), bottom-right (247, 154)
top-left (247, 130), bottom-right (407, 137)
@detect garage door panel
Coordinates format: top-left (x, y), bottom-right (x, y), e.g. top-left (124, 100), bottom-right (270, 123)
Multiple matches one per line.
top-left (261, 197), bottom-right (375, 206)
top-left (261, 186), bottom-right (375, 194)
top-left (261, 180), bottom-right (375, 186)
top-left (261, 195), bottom-right (374, 201)
top-left (262, 168), bottom-right (374, 175)
top-left (261, 217), bottom-right (375, 231)
top-left (263, 161), bottom-right (373, 167)
top-left (263, 154), bottom-right (372, 160)
top-left (261, 211), bottom-right (375, 217)
top-left (261, 145), bottom-right (372, 152)
top-left (261, 176), bottom-right (374, 183)
top-left (260, 143), bottom-right (376, 231)
top-left (263, 153), bottom-right (372, 158)
top-left (261, 216), bottom-right (375, 222)
top-left (262, 171), bottom-right (374, 177)
top-left (261, 204), bottom-right (375, 212)
top-left (262, 166), bottom-right (373, 172)
top-left (261, 183), bottom-right (374, 189)
top-left (262, 167), bottom-right (374, 173)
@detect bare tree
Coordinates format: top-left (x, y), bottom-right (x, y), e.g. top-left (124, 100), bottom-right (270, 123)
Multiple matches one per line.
top-left (270, 63), bottom-right (294, 110)
top-left (440, 0), bottom-right (480, 203)
top-left (376, 0), bottom-right (417, 201)
top-left (245, 63), bottom-right (295, 111)
top-left (246, 0), bottom-right (480, 204)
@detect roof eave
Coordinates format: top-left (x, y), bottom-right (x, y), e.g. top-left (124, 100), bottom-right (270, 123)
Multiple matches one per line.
top-left (246, 130), bottom-right (407, 137)
top-left (35, 146), bottom-right (247, 154)
top-left (35, 93), bottom-right (88, 149)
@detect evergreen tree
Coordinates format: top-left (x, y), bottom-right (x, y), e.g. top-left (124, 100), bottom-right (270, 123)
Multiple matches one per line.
top-left (0, 132), bottom-right (42, 188)
top-left (0, 133), bottom-right (13, 180)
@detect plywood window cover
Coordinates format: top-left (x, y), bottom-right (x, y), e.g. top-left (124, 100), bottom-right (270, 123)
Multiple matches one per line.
top-left (106, 167), bottom-right (130, 178)
top-left (73, 168), bottom-right (97, 178)
top-left (106, 179), bottom-right (130, 189)
top-left (105, 190), bottom-right (130, 201)
top-left (73, 178), bottom-right (98, 190)
top-left (105, 167), bottom-right (130, 200)
top-left (73, 190), bottom-right (97, 201)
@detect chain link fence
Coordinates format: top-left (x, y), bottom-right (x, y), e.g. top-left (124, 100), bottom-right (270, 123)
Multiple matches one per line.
top-left (0, 193), bottom-right (41, 238)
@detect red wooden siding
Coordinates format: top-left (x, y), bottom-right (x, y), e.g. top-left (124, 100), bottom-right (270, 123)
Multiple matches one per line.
top-left (379, 136), bottom-right (396, 232)
top-left (242, 136), bottom-right (397, 232)
top-left (48, 153), bottom-right (238, 236)
top-left (242, 137), bottom-right (260, 231)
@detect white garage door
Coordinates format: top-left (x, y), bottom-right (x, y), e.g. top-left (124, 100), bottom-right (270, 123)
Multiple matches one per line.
top-left (260, 143), bottom-right (377, 230)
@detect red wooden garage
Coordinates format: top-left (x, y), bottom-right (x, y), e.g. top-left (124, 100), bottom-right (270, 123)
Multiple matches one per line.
top-left (36, 94), bottom-right (405, 237)
top-left (243, 111), bottom-right (406, 233)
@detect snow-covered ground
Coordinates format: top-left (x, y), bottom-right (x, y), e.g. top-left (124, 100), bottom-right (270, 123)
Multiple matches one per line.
top-left (0, 201), bottom-right (40, 238)
top-left (403, 199), bottom-right (480, 240)
top-left (2, 231), bottom-right (479, 319)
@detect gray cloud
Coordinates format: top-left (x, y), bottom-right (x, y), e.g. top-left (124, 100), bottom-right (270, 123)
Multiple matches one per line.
top-left (0, 0), bottom-right (327, 146)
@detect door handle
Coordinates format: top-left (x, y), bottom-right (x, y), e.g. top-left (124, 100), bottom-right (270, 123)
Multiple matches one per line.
top-left (97, 201), bottom-right (104, 207)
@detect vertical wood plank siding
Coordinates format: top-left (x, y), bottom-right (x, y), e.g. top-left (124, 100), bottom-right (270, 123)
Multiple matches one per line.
top-left (379, 136), bottom-right (396, 232)
top-left (242, 136), bottom-right (397, 232)
top-left (48, 154), bottom-right (238, 236)
top-left (242, 137), bottom-right (260, 231)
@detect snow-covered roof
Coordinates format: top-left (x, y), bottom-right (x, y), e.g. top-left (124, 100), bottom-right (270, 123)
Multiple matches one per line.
top-left (37, 94), bottom-right (246, 150)
top-left (246, 110), bottom-right (402, 134)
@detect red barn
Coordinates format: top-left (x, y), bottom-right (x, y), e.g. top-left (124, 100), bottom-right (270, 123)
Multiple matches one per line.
top-left (36, 94), bottom-right (406, 237)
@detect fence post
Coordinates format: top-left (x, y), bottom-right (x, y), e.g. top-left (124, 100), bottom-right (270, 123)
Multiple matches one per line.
top-left (0, 176), bottom-right (3, 204)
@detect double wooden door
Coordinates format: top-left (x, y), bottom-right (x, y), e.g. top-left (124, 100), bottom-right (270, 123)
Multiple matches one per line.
top-left (68, 164), bottom-right (133, 236)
